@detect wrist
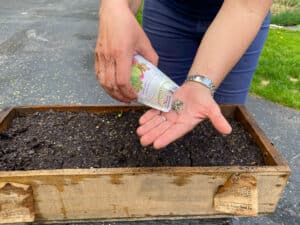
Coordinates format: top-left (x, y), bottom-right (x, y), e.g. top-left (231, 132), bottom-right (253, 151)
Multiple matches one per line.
top-left (182, 81), bottom-right (212, 97)
top-left (100, 0), bottom-right (140, 16)
top-left (100, 0), bottom-right (131, 16)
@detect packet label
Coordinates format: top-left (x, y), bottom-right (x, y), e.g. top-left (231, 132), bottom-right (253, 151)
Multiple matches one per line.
top-left (131, 55), bottom-right (179, 112)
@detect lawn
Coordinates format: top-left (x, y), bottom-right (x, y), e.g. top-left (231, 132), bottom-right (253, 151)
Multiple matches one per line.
top-left (250, 28), bottom-right (300, 110)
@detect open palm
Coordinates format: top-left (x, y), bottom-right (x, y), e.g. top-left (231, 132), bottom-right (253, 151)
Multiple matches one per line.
top-left (136, 83), bottom-right (232, 149)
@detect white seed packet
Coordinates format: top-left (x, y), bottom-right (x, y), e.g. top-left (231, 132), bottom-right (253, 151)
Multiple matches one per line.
top-left (131, 55), bottom-right (179, 112)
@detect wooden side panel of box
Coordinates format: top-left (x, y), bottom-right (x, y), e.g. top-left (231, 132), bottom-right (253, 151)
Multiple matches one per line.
top-left (0, 168), bottom-right (289, 223)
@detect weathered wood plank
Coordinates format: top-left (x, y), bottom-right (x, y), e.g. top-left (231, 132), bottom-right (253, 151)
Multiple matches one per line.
top-left (0, 170), bottom-right (289, 222)
top-left (0, 182), bottom-right (34, 223)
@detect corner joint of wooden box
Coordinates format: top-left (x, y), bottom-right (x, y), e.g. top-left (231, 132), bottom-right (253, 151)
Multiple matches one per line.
top-left (0, 182), bottom-right (35, 224)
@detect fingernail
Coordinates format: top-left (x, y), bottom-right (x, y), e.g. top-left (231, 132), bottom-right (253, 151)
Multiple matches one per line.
top-left (136, 128), bottom-right (142, 136)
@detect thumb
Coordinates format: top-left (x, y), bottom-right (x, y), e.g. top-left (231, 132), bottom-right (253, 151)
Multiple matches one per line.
top-left (207, 103), bottom-right (232, 135)
top-left (137, 35), bottom-right (159, 66)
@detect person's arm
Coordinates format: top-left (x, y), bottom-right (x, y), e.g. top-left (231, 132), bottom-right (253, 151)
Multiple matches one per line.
top-left (95, 0), bottom-right (157, 103)
top-left (137, 0), bottom-right (272, 149)
top-left (188, 0), bottom-right (272, 87)
top-left (100, 0), bottom-right (142, 16)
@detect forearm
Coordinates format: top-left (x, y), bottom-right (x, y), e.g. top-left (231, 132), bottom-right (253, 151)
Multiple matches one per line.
top-left (100, 0), bottom-right (142, 15)
top-left (188, 0), bottom-right (272, 88)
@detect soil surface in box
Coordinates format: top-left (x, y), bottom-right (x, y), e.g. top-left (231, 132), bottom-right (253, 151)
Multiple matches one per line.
top-left (0, 110), bottom-right (265, 170)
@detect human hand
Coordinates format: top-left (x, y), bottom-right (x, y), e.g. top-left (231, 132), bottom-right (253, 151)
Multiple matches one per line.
top-left (95, 1), bottom-right (158, 103)
top-left (136, 82), bottom-right (232, 149)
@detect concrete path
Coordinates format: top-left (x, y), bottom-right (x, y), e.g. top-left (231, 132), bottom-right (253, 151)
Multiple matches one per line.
top-left (0, 1), bottom-right (299, 224)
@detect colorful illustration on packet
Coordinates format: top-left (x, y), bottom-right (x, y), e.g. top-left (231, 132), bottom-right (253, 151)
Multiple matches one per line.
top-left (131, 59), bottom-right (149, 91)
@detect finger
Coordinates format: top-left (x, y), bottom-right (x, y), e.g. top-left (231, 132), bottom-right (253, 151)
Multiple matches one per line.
top-left (140, 121), bottom-right (173, 147)
top-left (137, 36), bottom-right (159, 66)
top-left (115, 53), bottom-right (137, 100)
top-left (105, 57), bottom-right (115, 91)
top-left (137, 114), bottom-right (166, 136)
top-left (207, 103), bottom-right (232, 135)
top-left (105, 58), bottom-right (131, 103)
top-left (96, 54), bottom-right (128, 102)
top-left (139, 109), bottom-right (161, 125)
top-left (94, 50), bottom-right (99, 75)
top-left (95, 38), bottom-right (102, 76)
top-left (99, 82), bottom-right (130, 103)
top-left (153, 123), bottom-right (193, 149)
top-left (97, 53), bottom-right (106, 86)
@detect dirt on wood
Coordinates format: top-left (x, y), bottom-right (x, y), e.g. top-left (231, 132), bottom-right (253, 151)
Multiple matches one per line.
top-left (0, 110), bottom-right (265, 170)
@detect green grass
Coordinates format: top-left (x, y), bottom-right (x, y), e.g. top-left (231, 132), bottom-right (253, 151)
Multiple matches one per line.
top-left (271, 0), bottom-right (300, 26)
top-left (271, 9), bottom-right (300, 26)
top-left (136, 2), bottom-right (144, 26)
top-left (250, 28), bottom-right (300, 110)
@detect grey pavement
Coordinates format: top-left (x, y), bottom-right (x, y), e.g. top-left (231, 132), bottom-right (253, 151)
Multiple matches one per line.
top-left (0, 0), bottom-right (118, 108)
top-left (0, 1), bottom-right (299, 225)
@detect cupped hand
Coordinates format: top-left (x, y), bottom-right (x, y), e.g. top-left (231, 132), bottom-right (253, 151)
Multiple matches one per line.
top-left (95, 3), bottom-right (158, 103)
top-left (136, 82), bottom-right (232, 149)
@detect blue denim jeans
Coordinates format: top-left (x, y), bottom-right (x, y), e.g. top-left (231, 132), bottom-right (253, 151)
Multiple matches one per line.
top-left (143, 0), bottom-right (270, 104)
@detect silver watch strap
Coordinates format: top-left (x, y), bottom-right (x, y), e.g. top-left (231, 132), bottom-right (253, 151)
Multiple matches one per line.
top-left (185, 75), bottom-right (216, 95)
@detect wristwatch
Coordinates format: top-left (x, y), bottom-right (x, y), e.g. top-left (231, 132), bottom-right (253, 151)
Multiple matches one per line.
top-left (185, 75), bottom-right (216, 95)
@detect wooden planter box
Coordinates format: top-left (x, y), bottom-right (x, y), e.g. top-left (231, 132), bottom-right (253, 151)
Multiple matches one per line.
top-left (0, 105), bottom-right (290, 224)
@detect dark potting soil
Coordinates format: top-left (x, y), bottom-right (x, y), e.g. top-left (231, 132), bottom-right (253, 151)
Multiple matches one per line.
top-left (0, 110), bottom-right (265, 171)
